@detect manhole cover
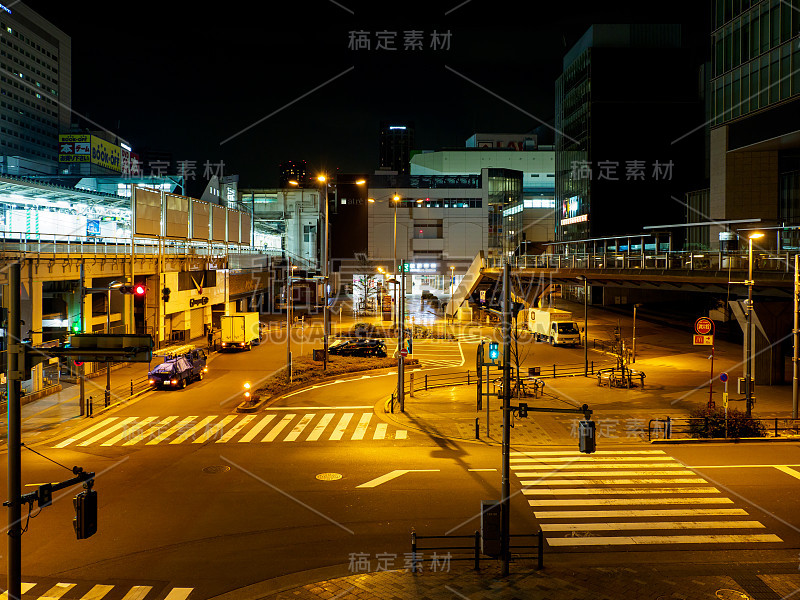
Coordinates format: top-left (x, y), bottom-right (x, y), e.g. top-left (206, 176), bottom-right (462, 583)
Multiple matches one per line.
top-left (716, 590), bottom-right (751, 600)
top-left (203, 465), bottom-right (231, 474)
top-left (316, 472), bottom-right (343, 481)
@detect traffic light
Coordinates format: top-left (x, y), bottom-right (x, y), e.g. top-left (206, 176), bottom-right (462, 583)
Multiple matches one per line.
top-left (72, 489), bottom-right (97, 539)
top-left (162, 287), bottom-right (171, 303)
top-left (119, 283), bottom-right (147, 295)
top-left (518, 402), bottom-right (528, 418)
top-left (578, 420), bottom-right (596, 454)
top-left (488, 342), bottom-right (499, 361)
top-left (243, 382), bottom-right (251, 399)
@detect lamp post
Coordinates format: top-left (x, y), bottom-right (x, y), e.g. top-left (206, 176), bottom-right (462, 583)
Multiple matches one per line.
top-left (449, 265), bottom-right (455, 323)
top-left (286, 261), bottom-right (295, 384)
top-left (632, 303), bottom-right (642, 363)
top-left (576, 275), bottom-right (588, 376)
top-left (745, 232), bottom-right (763, 417)
top-left (369, 194), bottom-right (401, 327)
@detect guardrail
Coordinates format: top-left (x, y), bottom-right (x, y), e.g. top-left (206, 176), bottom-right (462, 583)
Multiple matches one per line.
top-left (648, 416), bottom-right (800, 440)
top-left (411, 529), bottom-right (543, 571)
top-left (487, 250), bottom-right (798, 273)
top-left (597, 366), bottom-right (646, 388)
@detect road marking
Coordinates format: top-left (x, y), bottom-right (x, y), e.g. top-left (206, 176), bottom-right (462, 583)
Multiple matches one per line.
top-left (124, 416), bottom-right (177, 446)
top-left (1, 583), bottom-right (37, 600)
top-left (524, 487), bottom-right (721, 495)
top-left (356, 469), bottom-right (439, 488)
top-left (510, 456), bottom-right (674, 463)
top-left (78, 417), bottom-right (139, 447)
top-left (266, 406), bottom-right (372, 410)
top-left (351, 413), bottom-right (372, 440)
top-left (307, 413), bottom-right (334, 441)
top-left (516, 470), bottom-right (697, 478)
top-left (162, 589), bottom-right (194, 600)
top-left (534, 508), bottom-right (749, 519)
top-left (528, 497), bottom-right (733, 506)
top-left (119, 586), bottom-right (154, 600)
top-left (520, 478), bottom-right (709, 486)
top-left (216, 415), bottom-right (256, 443)
top-left (101, 417), bottom-right (158, 446)
top-left (146, 416), bottom-right (197, 445)
top-left (512, 450), bottom-right (667, 456)
top-left (395, 430), bottom-right (408, 440)
top-left (546, 534), bottom-right (782, 546)
top-left (54, 418), bottom-right (119, 448)
top-left (194, 415), bottom-right (237, 443)
top-left (469, 468), bottom-right (497, 472)
top-left (170, 416), bottom-right (217, 444)
top-left (284, 414), bottom-right (315, 442)
top-left (373, 423), bottom-right (387, 440)
top-left (774, 466), bottom-right (800, 480)
top-left (330, 413), bottom-right (353, 441)
top-left (511, 463), bottom-right (688, 470)
top-left (690, 464), bottom-right (800, 468)
top-left (237, 414), bottom-right (276, 443)
top-left (263, 414), bottom-right (295, 442)
top-left (79, 585), bottom-right (114, 600)
top-left (539, 521), bottom-right (766, 531)
top-left (40, 583), bottom-right (76, 600)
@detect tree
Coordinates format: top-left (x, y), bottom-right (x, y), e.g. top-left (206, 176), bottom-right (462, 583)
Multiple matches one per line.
top-left (352, 252), bottom-right (377, 314)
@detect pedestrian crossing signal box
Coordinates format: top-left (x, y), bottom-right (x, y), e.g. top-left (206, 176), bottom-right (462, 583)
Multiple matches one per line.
top-left (579, 420), bottom-right (596, 454)
top-left (488, 342), bottom-right (499, 361)
top-left (480, 500), bottom-right (501, 557)
top-left (73, 489), bottom-right (97, 540)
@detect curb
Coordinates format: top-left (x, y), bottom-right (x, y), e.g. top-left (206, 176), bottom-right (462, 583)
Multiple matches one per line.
top-left (652, 436), bottom-right (800, 444)
top-left (206, 564), bottom-right (355, 600)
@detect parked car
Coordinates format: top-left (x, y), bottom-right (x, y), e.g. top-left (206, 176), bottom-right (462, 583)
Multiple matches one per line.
top-left (328, 339), bottom-right (387, 358)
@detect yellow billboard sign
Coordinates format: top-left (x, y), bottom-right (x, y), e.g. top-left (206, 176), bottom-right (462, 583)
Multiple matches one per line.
top-left (90, 136), bottom-right (121, 172)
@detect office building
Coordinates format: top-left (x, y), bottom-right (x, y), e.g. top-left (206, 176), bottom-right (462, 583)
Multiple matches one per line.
top-left (709, 0), bottom-right (800, 250)
top-left (278, 160), bottom-right (308, 187)
top-left (379, 121), bottom-right (414, 174)
top-left (0, 2), bottom-right (71, 175)
top-left (555, 24), bottom-right (704, 248)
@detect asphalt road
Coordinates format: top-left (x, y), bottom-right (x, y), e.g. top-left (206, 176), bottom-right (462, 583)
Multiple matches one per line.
top-left (2, 335), bottom-right (800, 599)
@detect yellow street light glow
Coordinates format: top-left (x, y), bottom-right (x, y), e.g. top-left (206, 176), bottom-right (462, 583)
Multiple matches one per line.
top-left (416, 199), bottom-right (423, 204)
top-left (355, 180), bottom-right (366, 185)
top-left (368, 198), bottom-right (375, 203)
top-left (243, 382), bottom-right (251, 389)
top-left (317, 175), bottom-right (327, 183)
top-left (749, 232), bottom-right (764, 239)
top-left (393, 195), bottom-right (400, 202)
top-left (288, 180), bottom-right (299, 186)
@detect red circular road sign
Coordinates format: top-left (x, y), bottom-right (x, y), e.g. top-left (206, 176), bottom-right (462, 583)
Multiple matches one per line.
top-left (399, 349), bottom-right (408, 357)
top-left (695, 317), bottom-right (714, 335)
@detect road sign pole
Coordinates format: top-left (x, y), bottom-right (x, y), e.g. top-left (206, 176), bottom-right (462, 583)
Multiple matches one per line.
top-left (708, 345), bottom-right (715, 409)
top-left (7, 262), bottom-right (21, 600)
top-left (500, 262), bottom-right (511, 577)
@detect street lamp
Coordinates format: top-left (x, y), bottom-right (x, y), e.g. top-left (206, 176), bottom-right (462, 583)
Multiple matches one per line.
top-left (449, 265), bottom-right (455, 322)
top-left (745, 232), bottom-right (764, 417)
top-left (368, 194), bottom-right (402, 326)
top-left (576, 275), bottom-right (588, 376)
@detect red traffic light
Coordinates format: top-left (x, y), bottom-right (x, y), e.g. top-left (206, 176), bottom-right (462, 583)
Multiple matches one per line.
top-left (134, 284), bottom-right (146, 296)
top-left (74, 360), bottom-right (84, 367)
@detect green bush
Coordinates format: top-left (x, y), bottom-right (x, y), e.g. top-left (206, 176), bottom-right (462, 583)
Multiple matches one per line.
top-left (352, 322), bottom-right (378, 337)
top-left (687, 406), bottom-right (767, 438)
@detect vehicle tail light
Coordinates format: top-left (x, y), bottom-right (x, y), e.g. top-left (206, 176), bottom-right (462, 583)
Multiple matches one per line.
top-left (171, 379), bottom-right (177, 385)
top-left (222, 343), bottom-right (227, 347)
top-left (203, 367), bottom-right (208, 372)
top-left (149, 379), bottom-right (155, 385)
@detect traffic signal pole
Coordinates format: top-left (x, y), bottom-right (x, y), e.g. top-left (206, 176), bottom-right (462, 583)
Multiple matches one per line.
top-left (501, 262), bottom-right (511, 577)
top-left (7, 262), bottom-right (22, 600)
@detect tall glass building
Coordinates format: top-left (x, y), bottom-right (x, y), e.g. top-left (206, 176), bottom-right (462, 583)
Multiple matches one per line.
top-left (709, 0), bottom-right (800, 249)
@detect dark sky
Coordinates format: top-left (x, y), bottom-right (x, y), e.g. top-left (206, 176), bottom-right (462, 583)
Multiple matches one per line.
top-left (42, 1), bottom-right (709, 188)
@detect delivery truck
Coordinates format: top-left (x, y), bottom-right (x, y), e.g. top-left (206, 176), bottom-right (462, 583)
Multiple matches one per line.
top-left (220, 312), bottom-right (261, 351)
top-left (527, 308), bottom-right (582, 346)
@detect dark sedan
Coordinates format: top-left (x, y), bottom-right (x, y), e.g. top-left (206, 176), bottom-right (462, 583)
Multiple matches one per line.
top-left (328, 339), bottom-right (388, 358)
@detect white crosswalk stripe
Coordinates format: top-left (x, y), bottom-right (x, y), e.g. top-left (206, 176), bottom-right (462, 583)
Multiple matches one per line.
top-left (8, 583), bottom-right (194, 600)
top-left (384, 339), bottom-right (464, 368)
top-left (512, 450), bottom-right (783, 548)
top-left (52, 412), bottom-right (408, 447)
top-left (452, 333), bottom-right (490, 343)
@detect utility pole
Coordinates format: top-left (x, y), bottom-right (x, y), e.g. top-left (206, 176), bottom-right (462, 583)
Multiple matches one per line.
top-left (500, 261), bottom-right (511, 577)
top-left (287, 258), bottom-right (292, 385)
top-left (7, 262), bottom-right (21, 600)
top-left (323, 181), bottom-right (329, 371)
top-left (794, 254), bottom-right (798, 419)
top-left (398, 260), bottom-right (405, 413)
top-left (105, 288), bottom-right (111, 406)
top-left (79, 262), bottom-right (85, 416)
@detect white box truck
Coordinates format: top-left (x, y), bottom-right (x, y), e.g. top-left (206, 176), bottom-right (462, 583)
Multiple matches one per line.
top-left (220, 312), bottom-right (261, 351)
top-left (527, 308), bottom-right (581, 346)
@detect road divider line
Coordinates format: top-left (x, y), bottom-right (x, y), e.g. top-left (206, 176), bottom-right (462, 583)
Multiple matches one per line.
top-left (238, 414), bottom-right (275, 443)
top-left (216, 415), bottom-right (256, 443)
top-left (262, 414), bottom-right (295, 442)
top-left (774, 465), bottom-right (800, 480)
top-left (147, 416), bottom-right (197, 445)
top-left (356, 469), bottom-right (439, 488)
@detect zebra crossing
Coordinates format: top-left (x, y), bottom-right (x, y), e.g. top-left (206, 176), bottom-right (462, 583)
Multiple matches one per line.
top-left (512, 449), bottom-right (783, 548)
top-left (384, 339), bottom-right (464, 368)
top-left (4, 582), bottom-right (192, 600)
top-left (452, 332), bottom-right (490, 344)
top-left (52, 411), bottom-right (408, 448)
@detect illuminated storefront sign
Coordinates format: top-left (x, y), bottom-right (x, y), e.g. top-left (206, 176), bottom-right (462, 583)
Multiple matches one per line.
top-left (91, 137), bottom-right (121, 172)
top-left (560, 214), bottom-right (588, 226)
top-left (403, 262), bottom-right (439, 273)
top-left (58, 134), bottom-right (91, 163)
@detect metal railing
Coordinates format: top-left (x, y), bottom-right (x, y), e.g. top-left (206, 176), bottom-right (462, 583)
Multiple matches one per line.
top-left (410, 529), bottom-right (543, 571)
top-left (648, 416), bottom-right (800, 440)
top-left (597, 366), bottom-right (646, 388)
top-left (487, 250), bottom-right (798, 273)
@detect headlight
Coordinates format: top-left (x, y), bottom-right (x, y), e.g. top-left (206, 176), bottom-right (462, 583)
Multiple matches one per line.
top-left (149, 379), bottom-right (155, 385)
top-left (221, 342), bottom-right (227, 347)
top-left (203, 367), bottom-right (208, 372)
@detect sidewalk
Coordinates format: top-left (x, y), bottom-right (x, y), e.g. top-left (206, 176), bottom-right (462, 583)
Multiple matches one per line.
top-left (220, 558), bottom-right (800, 600)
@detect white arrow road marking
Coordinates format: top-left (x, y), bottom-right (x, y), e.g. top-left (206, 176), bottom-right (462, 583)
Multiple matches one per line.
top-left (357, 469), bottom-right (439, 488)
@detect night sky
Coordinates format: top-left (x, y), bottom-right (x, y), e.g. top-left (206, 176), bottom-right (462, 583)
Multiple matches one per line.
top-left (42, 1), bottom-right (709, 188)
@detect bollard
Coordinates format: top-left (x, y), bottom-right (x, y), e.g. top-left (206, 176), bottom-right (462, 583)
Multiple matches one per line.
top-left (467, 371), bottom-right (470, 385)
top-left (537, 529), bottom-right (544, 570)
top-left (666, 416), bottom-right (672, 439)
top-left (475, 417), bottom-right (479, 439)
top-left (104, 388), bottom-right (110, 408)
top-left (88, 395), bottom-right (93, 416)
top-left (425, 374), bottom-right (428, 390)
top-left (553, 364), bottom-right (556, 378)
top-left (410, 373), bottom-right (415, 398)
top-left (474, 530), bottom-right (481, 570)
top-left (411, 530), bottom-right (417, 572)
top-left (775, 417), bottom-right (779, 437)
